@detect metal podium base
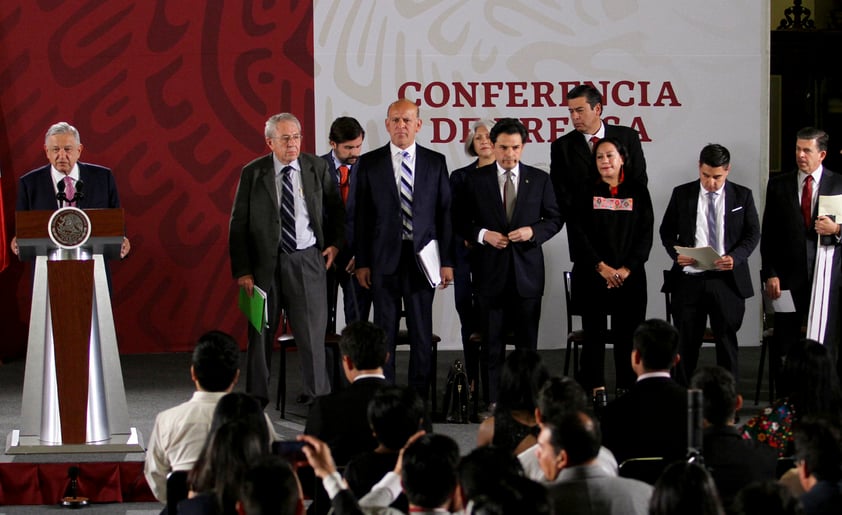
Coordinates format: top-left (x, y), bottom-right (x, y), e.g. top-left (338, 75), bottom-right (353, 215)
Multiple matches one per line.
top-left (5, 428), bottom-right (144, 455)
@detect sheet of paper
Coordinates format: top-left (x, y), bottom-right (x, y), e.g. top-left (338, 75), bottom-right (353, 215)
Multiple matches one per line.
top-left (818, 194), bottom-right (842, 220)
top-left (762, 289), bottom-right (795, 313)
top-left (674, 245), bottom-right (721, 271)
top-left (416, 239), bottom-right (441, 288)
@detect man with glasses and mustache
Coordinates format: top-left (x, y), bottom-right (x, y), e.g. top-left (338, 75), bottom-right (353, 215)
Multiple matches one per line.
top-left (229, 113), bottom-right (345, 408)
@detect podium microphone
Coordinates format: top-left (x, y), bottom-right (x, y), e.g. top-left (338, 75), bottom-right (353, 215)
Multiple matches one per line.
top-left (73, 179), bottom-right (85, 204)
top-left (56, 179), bottom-right (68, 205)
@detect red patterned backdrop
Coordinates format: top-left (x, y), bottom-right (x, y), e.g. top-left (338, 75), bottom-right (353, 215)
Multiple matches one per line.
top-left (0, 1), bottom-right (315, 358)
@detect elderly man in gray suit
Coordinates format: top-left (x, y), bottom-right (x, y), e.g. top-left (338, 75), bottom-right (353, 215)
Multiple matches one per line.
top-left (229, 113), bottom-right (345, 407)
top-left (536, 410), bottom-right (653, 515)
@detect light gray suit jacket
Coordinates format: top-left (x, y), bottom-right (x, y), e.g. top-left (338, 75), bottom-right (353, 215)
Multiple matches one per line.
top-left (548, 463), bottom-right (653, 515)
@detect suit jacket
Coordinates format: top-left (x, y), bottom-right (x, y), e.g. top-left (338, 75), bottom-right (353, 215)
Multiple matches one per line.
top-left (600, 376), bottom-right (688, 464)
top-left (702, 425), bottom-right (778, 507)
top-left (761, 168), bottom-right (842, 308)
top-left (228, 152), bottom-right (345, 290)
top-left (547, 464), bottom-right (653, 515)
top-left (455, 162), bottom-right (562, 298)
top-left (16, 162), bottom-right (121, 210)
top-left (354, 143), bottom-right (453, 275)
top-left (660, 180), bottom-right (760, 298)
top-left (549, 123), bottom-right (647, 222)
top-left (304, 376), bottom-right (389, 466)
top-left (321, 152), bottom-right (359, 268)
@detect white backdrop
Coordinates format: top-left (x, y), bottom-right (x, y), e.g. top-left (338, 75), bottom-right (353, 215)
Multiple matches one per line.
top-left (313, 0), bottom-right (770, 351)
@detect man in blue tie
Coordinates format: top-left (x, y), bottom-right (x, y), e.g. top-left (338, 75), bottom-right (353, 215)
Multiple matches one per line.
top-left (659, 143), bottom-right (760, 385)
top-left (354, 98), bottom-right (453, 399)
top-left (229, 113), bottom-right (345, 407)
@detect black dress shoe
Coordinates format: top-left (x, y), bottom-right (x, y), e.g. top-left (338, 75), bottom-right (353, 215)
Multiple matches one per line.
top-left (295, 394), bottom-right (313, 405)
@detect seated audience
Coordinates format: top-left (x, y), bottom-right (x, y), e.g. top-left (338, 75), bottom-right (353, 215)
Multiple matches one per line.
top-left (237, 455), bottom-right (304, 515)
top-left (181, 420), bottom-right (270, 515)
top-left (343, 385), bottom-right (425, 512)
top-left (145, 330), bottom-right (241, 502)
top-left (519, 375), bottom-right (618, 482)
top-left (601, 319), bottom-right (688, 464)
top-left (742, 339), bottom-right (842, 457)
top-left (649, 461), bottom-right (725, 515)
top-left (305, 321), bottom-right (391, 465)
top-left (538, 410), bottom-right (653, 515)
top-left (477, 348), bottom-right (549, 455)
top-left (689, 366), bottom-right (777, 507)
top-left (469, 473), bottom-right (552, 515)
top-left (300, 432), bottom-right (461, 515)
top-left (732, 481), bottom-right (805, 515)
top-left (457, 445), bottom-right (525, 505)
top-left (793, 417), bottom-right (842, 515)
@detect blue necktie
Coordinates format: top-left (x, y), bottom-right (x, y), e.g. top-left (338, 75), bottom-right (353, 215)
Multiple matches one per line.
top-left (706, 191), bottom-right (718, 253)
top-left (280, 166), bottom-right (296, 254)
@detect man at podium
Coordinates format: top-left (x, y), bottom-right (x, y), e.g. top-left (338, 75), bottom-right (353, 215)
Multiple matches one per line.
top-left (10, 121), bottom-right (130, 259)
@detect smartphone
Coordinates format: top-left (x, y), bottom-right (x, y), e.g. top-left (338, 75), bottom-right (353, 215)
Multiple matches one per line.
top-left (272, 440), bottom-right (307, 462)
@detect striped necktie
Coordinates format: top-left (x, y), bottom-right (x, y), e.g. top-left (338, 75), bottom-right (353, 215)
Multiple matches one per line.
top-left (706, 191), bottom-right (718, 253)
top-left (280, 166), bottom-right (296, 254)
top-left (399, 151), bottom-right (413, 238)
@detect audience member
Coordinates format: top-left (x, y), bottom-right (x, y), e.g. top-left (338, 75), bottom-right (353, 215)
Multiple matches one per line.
top-left (732, 481), bottom-right (805, 515)
top-left (538, 411), bottom-right (653, 515)
top-left (601, 319), bottom-right (688, 464)
top-left (477, 348), bottom-right (549, 455)
top-left (793, 417), bottom-right (842, 515)
top-left (181, 420), bottom-right (270, 515)
top-left (343, 385), bottom-right (425, 512)
top-left (354, 98), bottom-right (454, 397)
top-left (742, 339), bottom-right (842, 457)
top-left (567, 137), bottom-right (654, 399)
top-left (690, 366), bottom-right (777, 507)
top-left (144, 331), bottom-right (241, 503)
top-left (468, 474), bottom-right (552, 515)
top-left (321, 116), bottom-right (371, 325)
top-left (659, 143), bottom-right (760, 386)
top-left (457, 445), bottom-right (524, 505)
top-left (237, 455), bottom-right (304, 515)
top-left (229, 112), bottom-right (344, 407)
top-left (454, 117), bottom-right (561, 408)
top-left (649, 461), bottom-right (725, 515)
top-left (450, 118), bottom-right (497, 406)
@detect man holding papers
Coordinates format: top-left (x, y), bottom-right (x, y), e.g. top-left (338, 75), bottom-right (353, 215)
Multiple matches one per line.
top-left (229, 113), bottom-right (345, 407)
top-left (660, 144), bottom-right (760, 385)
top-left (761, 127), bottom-right (842, 379)
top-left (354, 98), bottom-right (453, 398)
top-left (454, 118), bottom-right (561, 407)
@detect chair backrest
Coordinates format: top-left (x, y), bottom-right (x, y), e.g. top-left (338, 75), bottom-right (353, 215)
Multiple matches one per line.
top-left (618, 457), bottom-right (667, 485)
top-left (662, 270), bottom-right (674, 324)
top-left (563, 271), bottom-right (581, 322)
top-left (776, 456), bottom-right (796, 479)
top-left (166, 470), bottom-right (189, 515)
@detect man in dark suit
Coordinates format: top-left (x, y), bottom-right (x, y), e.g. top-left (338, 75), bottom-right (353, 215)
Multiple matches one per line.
top-left (229, 113), bottom-right (345, 407)
top-left (550, 84), bottom-right (647, 226)
top-left (354, 98), bottom-right (453, 397)
top-left (659, 143), bottom-right (760, 385)
top-left (762, 127), bottom-right (842, 378)
top-left (601, 319), bottom-right (687, 464)
top-left (690, 366), bottom-right (777, 507)
top-left (12, 121), bottom-right (130, 258)
top-left (321, 116), bottom-right (371, 325)
top-left (455, 118), bottom-right (562, 406)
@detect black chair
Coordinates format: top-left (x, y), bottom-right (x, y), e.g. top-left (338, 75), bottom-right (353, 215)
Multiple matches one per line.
top-left (618, 457), bottom-right (668, 485)
top-left (755, 287), bottom-right (776, 405)
top-left (275, 309), bottom-right (342, 419)
top-left (662, 270), bottom-right (718, 347)
top-left (776, 456), bottom-right (796, 479)
top-left (563, 271), bottom-right (586, 376)
top-left (165, 470), bottom-right (189, 515)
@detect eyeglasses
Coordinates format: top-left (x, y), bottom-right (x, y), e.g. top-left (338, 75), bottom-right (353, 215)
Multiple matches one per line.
top-left (271, 134), bottom-right (303, 145)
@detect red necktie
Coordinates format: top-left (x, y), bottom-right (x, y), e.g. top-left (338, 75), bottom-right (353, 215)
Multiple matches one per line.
top-left (338, 165), bottom-right (350, 204)
top-left (801, 175), bottom-right (813, 229)
top-left (590, 135), bottom-right (600, 151)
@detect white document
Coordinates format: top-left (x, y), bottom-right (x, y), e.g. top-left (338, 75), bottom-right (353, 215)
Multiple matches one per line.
top-left (763, 289), bottom-right (796, 313)
top-left (818, 195), bottom-right (842, 220)
top-left (674, 246), bottom-right (721, 271)
top-left (416, 239), bottom-right (442, 288)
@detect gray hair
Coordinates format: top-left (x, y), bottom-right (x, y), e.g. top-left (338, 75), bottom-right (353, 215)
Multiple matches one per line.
top-left (264, 113), bottom-right (301, 139)
top-left (464, 118), bottom-right (496, 157)
top-left (45, 122), bottom-right (81, 145)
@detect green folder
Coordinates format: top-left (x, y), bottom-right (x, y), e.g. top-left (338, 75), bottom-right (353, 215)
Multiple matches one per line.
top-left (238, 285), bottom-right (268, 333)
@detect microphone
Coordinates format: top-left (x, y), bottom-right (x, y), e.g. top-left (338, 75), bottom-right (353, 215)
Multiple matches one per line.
top-left (56, 179), bottom-right (68, 204)
top-left (73, 179), bottom-right (85, 204)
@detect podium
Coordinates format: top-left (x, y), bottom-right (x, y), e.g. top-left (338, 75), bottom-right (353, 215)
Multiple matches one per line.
top-left (6, 208), bottom-right (143, 454)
